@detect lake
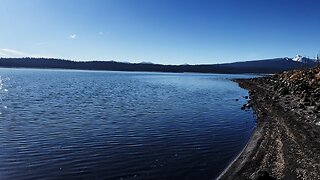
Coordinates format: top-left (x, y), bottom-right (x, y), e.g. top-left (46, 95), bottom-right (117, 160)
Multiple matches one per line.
top-left (0, 68), bottom-right (256, 180)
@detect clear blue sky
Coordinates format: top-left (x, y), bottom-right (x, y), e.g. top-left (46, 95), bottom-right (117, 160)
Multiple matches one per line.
top-left (0, 0), bottom-right (319, 64)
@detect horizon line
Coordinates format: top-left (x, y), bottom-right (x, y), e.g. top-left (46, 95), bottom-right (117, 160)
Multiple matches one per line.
top-left (0, 56), bottom-right (299, 66)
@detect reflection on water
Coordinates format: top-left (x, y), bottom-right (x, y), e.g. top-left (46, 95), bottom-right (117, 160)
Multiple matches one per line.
top-left (0, 68), bottom-right (256, 180)
top-left (0, 76), bottom-right (9, 115)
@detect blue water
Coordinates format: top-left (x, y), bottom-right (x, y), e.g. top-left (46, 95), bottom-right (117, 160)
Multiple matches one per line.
top-left (0, 68), bottom-right (256, 180)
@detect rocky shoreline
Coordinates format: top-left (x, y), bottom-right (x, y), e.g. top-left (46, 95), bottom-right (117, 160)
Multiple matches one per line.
top-left (219, 67), bottom-right (320, 179)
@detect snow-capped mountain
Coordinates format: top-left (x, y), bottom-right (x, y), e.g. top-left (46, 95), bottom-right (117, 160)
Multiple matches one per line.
top-left (292, 55), bottom-right (303, 62)
top-left (292, 55), bottom-right (316, 64)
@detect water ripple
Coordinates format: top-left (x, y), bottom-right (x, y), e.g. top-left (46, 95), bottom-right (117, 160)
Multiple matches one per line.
top-left (0, 69), bottom-right (256, 180)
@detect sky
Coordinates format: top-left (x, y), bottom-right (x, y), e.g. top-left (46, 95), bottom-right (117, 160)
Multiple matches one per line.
top-left (0, 0), bottom-right (319, 65)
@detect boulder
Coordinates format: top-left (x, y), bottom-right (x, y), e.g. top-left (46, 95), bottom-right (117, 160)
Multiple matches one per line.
top-left (255, 171), bottom-right (276, 180)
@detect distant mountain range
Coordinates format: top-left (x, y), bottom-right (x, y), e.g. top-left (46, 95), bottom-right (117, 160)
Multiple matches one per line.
top-left (0, 56), bottom-right (317, 74)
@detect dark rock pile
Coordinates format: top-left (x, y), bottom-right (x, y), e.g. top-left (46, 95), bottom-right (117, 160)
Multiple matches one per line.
top-left (252, 67), bottom-right (320, 125)
top-left (221, 69), bottom-right (320, 180)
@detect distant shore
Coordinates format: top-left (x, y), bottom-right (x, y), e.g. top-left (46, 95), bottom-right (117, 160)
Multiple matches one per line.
top-left (219, 68), bottom-right (320, 179)
top-left (0, 57), bottom-right (309, 74)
